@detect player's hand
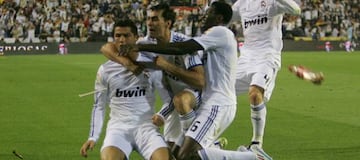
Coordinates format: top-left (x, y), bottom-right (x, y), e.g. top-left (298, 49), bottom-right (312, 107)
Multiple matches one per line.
top-left (109, 53), bottom-right (143, 75)
top-left (80, 140), bottom-right (96, 158)
top-left (152, 114), bottom-right (165, 127)
top-left (122, 58), bottom-right (143, 75)
top-left (129, 65), bottom-right (144, 75)
top-left (118, 44), bottom-right (138, 56)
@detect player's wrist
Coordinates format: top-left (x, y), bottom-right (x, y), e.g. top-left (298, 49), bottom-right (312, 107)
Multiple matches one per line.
top-left (155, 113), bottom-right (165, 121)
top-left (88, 137), bottom-right (97, 143)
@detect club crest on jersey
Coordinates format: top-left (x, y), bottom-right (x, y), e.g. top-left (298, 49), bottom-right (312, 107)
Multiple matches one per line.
top-left (261, 0), bottom-right (266, 8)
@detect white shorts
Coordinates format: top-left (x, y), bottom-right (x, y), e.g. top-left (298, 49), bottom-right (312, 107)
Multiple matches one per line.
top-left (164, 89), bottom-right (201, 142)
top-left (185, 104), bottom-right (236, 147)
top-left (235, 59), bottom-right (279, 102)
top-left (164, 110), bottom-right (181, 142)
top-left (101, 123), bottom-right (168, 160)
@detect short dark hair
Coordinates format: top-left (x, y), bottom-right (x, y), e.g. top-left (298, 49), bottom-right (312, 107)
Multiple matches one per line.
top-left (112, 19), bottom-right (138, 37)
top-left (211, 1), bottom-right (233, 25)
top-left (149, 3), bottom-right (176, 29)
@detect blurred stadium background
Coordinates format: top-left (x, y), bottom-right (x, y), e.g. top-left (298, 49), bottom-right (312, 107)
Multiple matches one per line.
top-left (0, 0), bottom-right (359, 54)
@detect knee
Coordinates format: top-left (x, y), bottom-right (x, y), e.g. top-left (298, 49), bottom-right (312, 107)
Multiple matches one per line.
top-left (173, 93), bottom-right (183, 108)
top-left (249, 86), bottom-right (264, 105)
top-left (150, 147), bottom-right (172, 160)
top-left (173, 92), bottom-right (195, 115)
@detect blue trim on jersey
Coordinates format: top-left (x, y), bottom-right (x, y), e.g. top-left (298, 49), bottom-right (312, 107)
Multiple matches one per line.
top-left (195, 105), bottom-right (219, 142)
top-left (90, 92), bottom-right (101, 137)
top-left (189, 56), bottom-right (195, 66)
top-left (159, 100), bottom-right (174, 118)
top-left (172, 33), bottom-right (187, 42)
top-left (189, 56), bottom-right (202, 68)
top-left (195, 93), bottom-right (202, 110)
top-left (187, 64), bottom-right (203, 70)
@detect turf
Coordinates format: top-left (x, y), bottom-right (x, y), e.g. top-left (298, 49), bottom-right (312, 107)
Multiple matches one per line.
top-left (0, 51), bottom-right (359, 160)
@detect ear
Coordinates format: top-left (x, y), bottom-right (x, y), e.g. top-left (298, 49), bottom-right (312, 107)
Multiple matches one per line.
top-left (134, 35), bottom-right (139, 41)
top-left (166, 20), bottom-right (172, 29)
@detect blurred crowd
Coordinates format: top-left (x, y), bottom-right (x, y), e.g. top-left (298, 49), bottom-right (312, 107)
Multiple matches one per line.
top-left (0, 0), bottom-right (358, 43)
top-left (282, 0), bottom-right (359, 41)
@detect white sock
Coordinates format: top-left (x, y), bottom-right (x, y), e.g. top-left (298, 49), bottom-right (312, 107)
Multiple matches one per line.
top-left (179, 109), bottom-right (196, 131)
top-left (251, 103), bottom-right (267, 147)
top-left (198, 148), bottom-right (256, 160)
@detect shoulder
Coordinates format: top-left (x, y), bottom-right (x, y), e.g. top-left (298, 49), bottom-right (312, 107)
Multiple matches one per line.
top-left (232, 0), bottom-right (246, 10)
top-left (97, 62), bottom-right (107, 73)
top-left (232, 0), bottom-right (243, 8)
top-left (204, 26), bottom-right (233, 37)
top-left (97, 61), bottom-right (111, 73)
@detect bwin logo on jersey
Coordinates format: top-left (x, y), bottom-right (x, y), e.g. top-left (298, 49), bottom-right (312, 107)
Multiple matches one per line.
top-left (244, 15), bottom-right (268, 29)
top-left (115, 87), bottom-right (146, 97)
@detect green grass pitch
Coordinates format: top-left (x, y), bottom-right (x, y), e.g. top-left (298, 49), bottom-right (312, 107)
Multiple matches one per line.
top-left (0, 51), bottom-right (359, 160)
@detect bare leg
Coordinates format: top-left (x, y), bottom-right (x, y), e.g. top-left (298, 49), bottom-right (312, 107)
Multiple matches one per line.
top-left (150, 147), bottom-right (173, 160)
top-left (176, 136), bottom-right (203, 160)
top-left (101, 146), bottom-right (126, 160)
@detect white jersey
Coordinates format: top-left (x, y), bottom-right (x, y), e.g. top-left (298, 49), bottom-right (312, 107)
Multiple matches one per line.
top-left (138, 31), bottom-right (203, 118)
top-left (88, 61), bottom-right (156, 142)
top-left (232, 0), bottom-right (301, 67)
top-left (193, 26), bottom-right (238, 106)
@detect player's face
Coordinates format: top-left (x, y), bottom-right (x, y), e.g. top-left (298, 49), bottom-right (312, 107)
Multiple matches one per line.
top-left (113, 26), bottom-right (138, 46)
top-left (199, 7), bottom-right (219, 33)
top-left (146, 10), bottom-right (170, 39)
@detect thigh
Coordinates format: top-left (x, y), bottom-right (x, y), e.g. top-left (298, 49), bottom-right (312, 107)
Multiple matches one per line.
top-left (101, 146), bottom-right (126, 160)
top-left (185, 104), bottom-right (237, 148)
top-left (235, 72), bottom-right (251, 96)
top-left (235, 61), bottom-right (252, 96)
top-left (150, 147), bottom-right (172, 160)
top-left (135, 123), bottom-right (169, 160)
top-left (250, 64), bottom-right (278, 102)
top-left (101, 129), bottom-right (133, 160)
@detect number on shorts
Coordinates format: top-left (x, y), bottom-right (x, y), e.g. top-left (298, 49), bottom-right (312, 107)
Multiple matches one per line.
top-left (190, 121), bottom-right (201, 132)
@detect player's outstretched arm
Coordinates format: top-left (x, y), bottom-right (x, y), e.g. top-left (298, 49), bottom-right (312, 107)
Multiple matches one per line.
top-left (119, 39), bottom-right (204, 56)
